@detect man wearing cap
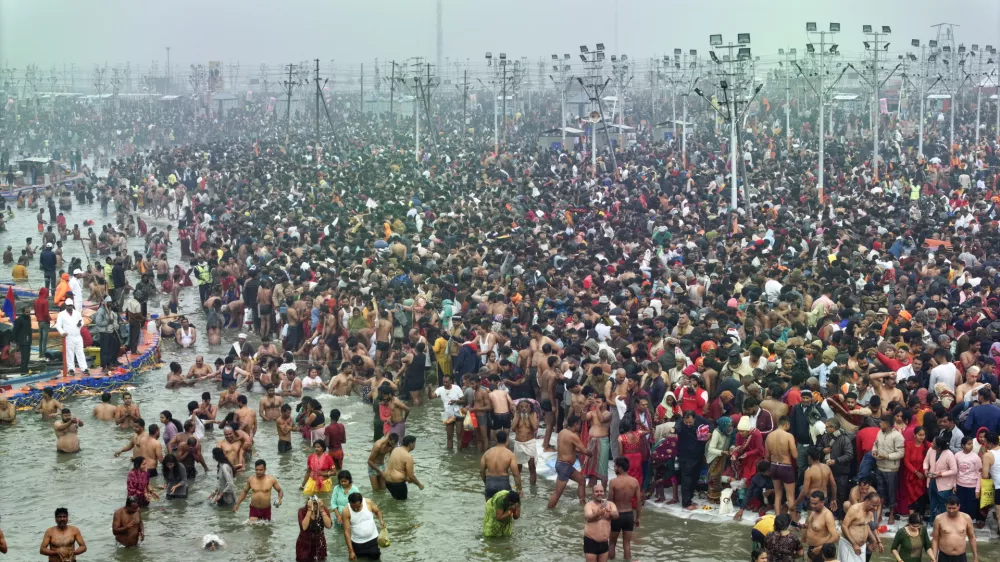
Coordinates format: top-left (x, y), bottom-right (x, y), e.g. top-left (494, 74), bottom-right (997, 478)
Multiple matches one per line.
top-left (230, 333), bottom-right (249, 359)
top-left (69, 268), bottom-right (85, 308)
top-left (40, 242), bottom-right (57, 292)
top-left (55, 298), bottom-right (88, 374)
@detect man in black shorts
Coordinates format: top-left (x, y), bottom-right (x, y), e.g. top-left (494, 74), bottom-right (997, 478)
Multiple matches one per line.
top-left (583, 482), bottom-right (618, 562)
top-left (608, 457), bottom-right (640, 560)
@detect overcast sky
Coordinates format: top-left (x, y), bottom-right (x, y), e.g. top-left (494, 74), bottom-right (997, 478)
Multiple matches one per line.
top-left (2, 0), bottom-right (999, 70)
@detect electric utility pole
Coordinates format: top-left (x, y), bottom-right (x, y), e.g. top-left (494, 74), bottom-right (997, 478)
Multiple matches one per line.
top-left (283, 63), bottom-right (297, 134)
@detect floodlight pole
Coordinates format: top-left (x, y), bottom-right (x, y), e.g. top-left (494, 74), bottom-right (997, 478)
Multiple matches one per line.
top-left (975, 78), bottom-right (982, 146)
top-left (682, 91), bottom-right (688, 167)
top-left (785, 51), bottom-right (792, 153)
top-left (918, 47), bottom-right (926, 159)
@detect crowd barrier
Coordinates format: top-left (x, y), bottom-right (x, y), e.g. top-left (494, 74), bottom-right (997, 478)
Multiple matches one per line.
top-left (0, 330), bottom-right (161, 409)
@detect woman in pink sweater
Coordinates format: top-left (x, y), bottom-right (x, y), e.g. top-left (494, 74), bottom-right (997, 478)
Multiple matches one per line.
top-left (953, 436), bottom-right (983, 523)
top-left (923, 434), bottom-right (958, 522)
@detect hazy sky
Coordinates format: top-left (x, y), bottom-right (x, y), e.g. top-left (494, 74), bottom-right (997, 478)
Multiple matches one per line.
top-left (2, 0), bottom-right (999, 69)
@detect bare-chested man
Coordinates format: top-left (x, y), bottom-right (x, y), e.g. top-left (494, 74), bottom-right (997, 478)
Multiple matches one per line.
top-left (583, 482), bottom-right (618, 562)
top-left (114, 391), bottom-right (141, 429)
top-left (326, 368), bottom-right (356, 396)
top-left (470, 374), bottom-right (492, 452)
top-left (233, 459), bottom-right (284, 521)
top-left (584, 388), bottom-right (613, 490)
top-left (539, 355), bottom-right (560, 452)
top-left (802, 491), bottom-right (839, 562)
top-left (375, 309), bottom-right (393, 363)
top-left (608, 456), bottom-right (641, 561)
top-left (797, 447), bottom-right (838, 515)
top-left (187, 355), bottom-right (214, 381)
top-left (367, 432), bottom-right (399, 491)
top-left (54, 408), bottom-right (84, 453)
top-left (384, 435), bottom-right (424, 501)
top-left (36, 388), bottom-right (62, 419)
top-left (111, 496), bottom-right (143, 548)
top-left (761, 385), bottom-right (790, 421)
top-left (487, 374), bottom-right (514, 445)
top-left (481, 430), bottom-right (521, 499)
top-left (765, 416), bottom-right (798, 517)
top-left (547, 414), bottom-right (591, 508)
top-left (217, 425), bottom-right (246, 472)
top-left (259, 385), bottom-right (283, 422)
top-left (275, 404), bottom-right (294, 454)
top-left (839, 492), bottom-right (882, 562)
top-left (234, 395), bottom-right (258, 436)
top-left (115, 418), bottom-right (163, 475)
top-left (40, 508), bottom-right (86, 562)
top-left (511, 399), bottom-right (539, 485)
top-left (932, 497), bottom-right (979, 562)
top-left (92, 392), bottom-right (117, 421)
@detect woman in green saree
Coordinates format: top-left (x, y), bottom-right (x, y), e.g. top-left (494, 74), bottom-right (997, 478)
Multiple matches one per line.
top-left (483, 490), bottom-right (521, 538)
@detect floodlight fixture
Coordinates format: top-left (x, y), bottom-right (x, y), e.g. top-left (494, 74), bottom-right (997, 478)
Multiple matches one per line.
top-left (929, 40), bottom-right (938, 48)
top-left (908, 53), bottom-right (917, 61)
top-left (499, 53), bottom-right (506, 60)
top-left (883, 43), bottom-right (890, 51)
top-left (611, 55), bottom-right (617, 62)
top-left (622, 54), bottom-right (628, 61)
top-left (596, 43), bottom-right (605, 51)
top-left (882, 26), bottom-right (891, 33)
top-left (720, 79), bottom-right (728, 89)
top-left (551, 54), bottom-right (558, 60)
top-left (911, 39), bottom-right (920, 47)
top-left (674, 48), bottom-right (682, 55)
top-left (738, 47), bottom-right (751, 60)
top-left (863, 42), bottom-right (870, 50)
top-left (779, 48), bottom-right (784, 55)
top-left (552, 65), bottom-right (559, 71)
top-left (596, 52), bottom-right (605, 61)
top-left (807, 22), bottom-right (817, 32)
top-left (830, 23), bottom-right (840, 32)
top-left (580, 46), bottom-right (588, 53)
top-left (710, 51), bottom-right (721, 63)
top-left (689, 49), bottom-right (697, 56)
top-left (972, 44), bottom-right (979, 52)
top-left (485, 52), bottom-right (492, 59)
top-left (806, 43), bottom-right (816, 54)
top-left (943, 45), bottom-right (951, 53)
top-left (738, 33), bottom-right (750, 44)
top-left (863, 25), bottom-right (872, 33)
top-left (580, 54), bottom-right (587, 63)
top-left (830, 44), bottom-right (839, 54)
top-left (790, 48), bottom-right (797, 55)
top-left (723, 55), bottom-right (730, 62)
top-left (694, 87), bottom-right (704, 96)
top-left (709, 34), bottom-right (723, 46)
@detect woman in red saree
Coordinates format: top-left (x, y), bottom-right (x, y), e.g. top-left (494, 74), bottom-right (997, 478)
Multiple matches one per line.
top-left (899, 426), bottom-right (930, 516)
top-left (617, 416), bottom-right (646, 494)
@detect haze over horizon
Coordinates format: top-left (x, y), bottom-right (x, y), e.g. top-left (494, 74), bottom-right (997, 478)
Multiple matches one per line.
top-left (2, 0), bottom-right (999, 70)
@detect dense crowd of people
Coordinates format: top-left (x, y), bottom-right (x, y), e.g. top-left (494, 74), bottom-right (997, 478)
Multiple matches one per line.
top-left (2, 61), bottom-right (1000, 562)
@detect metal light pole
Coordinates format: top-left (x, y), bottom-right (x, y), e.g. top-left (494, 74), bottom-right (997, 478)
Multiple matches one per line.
top-left (863, 25), bottom-right (891, 175)
top-left (706, 33), bottom-right (754, 210)
top-left (549, 53), bottom-right (572, 148)
top-left (808, 22), bottom-right (840, 201)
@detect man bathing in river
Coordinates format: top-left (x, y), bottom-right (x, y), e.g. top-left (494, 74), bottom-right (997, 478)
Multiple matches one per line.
top-left (607, 456), bottom-right (641, 561)
top-left (384, 435), bottom-right (423, 501)
top-left (481, 430), bottom-right (521, 499)
top-left (115, 419), bottom-right (163, 477)
top-left (92, 392), bottom-right (117, 421)
top-left (114, 391), bottom-right (141, 429)
top-left (367, 432), bottom-right (399, 491)
top-left (54, 408), bottom-right (84, 453)
top-left (547, 414), bottom-right (591, 509)
top-left (802, 491), bottom-right (839, 562)
top-left (39, 508), bottom-right (86, 562)
top-left (111, 496), bottom-right (144, 548)
top-left (233, 459), bottom-right (284, 522)
top-left (583, 482), bottom-right (618, 562)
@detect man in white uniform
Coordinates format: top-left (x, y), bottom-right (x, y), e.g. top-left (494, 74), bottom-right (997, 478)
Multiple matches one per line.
top-left (69, 269), bottom-right (85, 308)
top-left (54, 298), bottom-right (88, 374)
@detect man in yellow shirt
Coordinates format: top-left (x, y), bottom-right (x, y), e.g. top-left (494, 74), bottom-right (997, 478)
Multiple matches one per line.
top-left (11, 257), bottom-right (28, 281)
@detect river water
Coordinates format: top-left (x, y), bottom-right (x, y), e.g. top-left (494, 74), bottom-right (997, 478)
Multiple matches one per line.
top-left (0, 179), bottom-right (993, 561)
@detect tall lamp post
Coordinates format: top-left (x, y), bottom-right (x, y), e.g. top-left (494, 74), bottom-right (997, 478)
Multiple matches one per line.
top-left (806, 22), bottom-right (840, 202)
top-left (549, 53), bottom-right (572, 148)
top-left (863, 24), bottom-right (891, 176)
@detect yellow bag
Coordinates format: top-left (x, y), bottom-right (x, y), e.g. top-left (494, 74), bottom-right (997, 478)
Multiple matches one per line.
top-left (981, 479), bottom-right (994, 510)
top-left (377, 527), bottom-right (391, 548)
